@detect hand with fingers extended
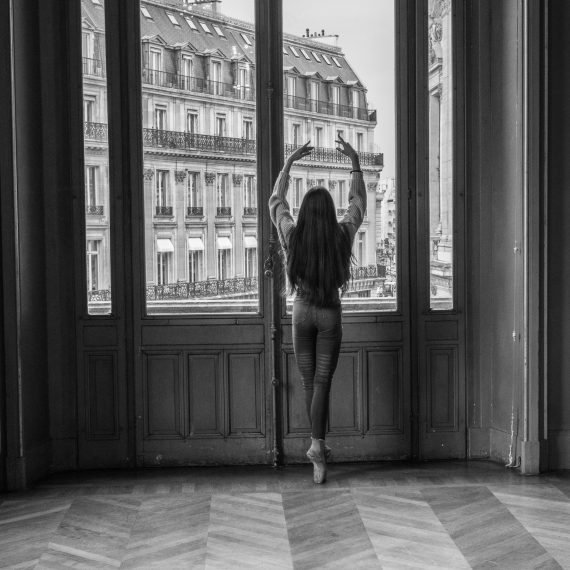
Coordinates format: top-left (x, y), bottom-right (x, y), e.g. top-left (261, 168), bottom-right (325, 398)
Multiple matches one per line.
top-left (287, 141), bottom-right (314, 165)
top-left (335, 133), bottom-right (360, 171)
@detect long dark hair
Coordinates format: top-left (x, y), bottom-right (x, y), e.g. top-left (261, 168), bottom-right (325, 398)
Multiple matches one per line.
top-left (287, 186), bottom-right (353, 306)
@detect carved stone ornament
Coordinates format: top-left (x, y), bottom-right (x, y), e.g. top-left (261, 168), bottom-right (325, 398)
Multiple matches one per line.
top-left (204, 172), bottom-right (216, 185)
top-left (306, 179), bottom-right (316, 188)
top-left (368, 182), bottom-right (378, 192)
top-left (175, 170), bottom-right (187, 183)
top-left (232, 173), bottom-right (243, 185)
top-left (431, 0), bottom-right (450, 19)
top-left (143, 168), bottom-right (154, 181)
top-left (328, 180), bottom-right (337, 190)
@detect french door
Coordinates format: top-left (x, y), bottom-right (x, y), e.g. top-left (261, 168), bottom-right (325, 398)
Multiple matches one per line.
top-left (75, 0), bottom-right (465, 468)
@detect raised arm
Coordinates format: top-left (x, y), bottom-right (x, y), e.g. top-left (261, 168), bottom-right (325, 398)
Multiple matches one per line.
top-left (336, 134), bottom-right (366, 243)
top-left (268, 141), bottom-right (314, 251)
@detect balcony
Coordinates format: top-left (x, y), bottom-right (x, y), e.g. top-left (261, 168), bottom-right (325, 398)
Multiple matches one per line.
top-left (216, 206), bottom-right (232, 216)
top-left (155, 206), bottom-right (173, 216)
top-left (83, 57), bottom-right (106, 78)
top-left (84, 123), bottom-right (384, 168)
top-left (283, 94), bottom-right (375, 122)
top-left (187, 206), bottom-right (204, 216)
top-left (142, 68), bottom-right (255, 102)
top-left (243, 206), bottom-right (257, 216)
top-left (86, 205), bottom-right (104, 215)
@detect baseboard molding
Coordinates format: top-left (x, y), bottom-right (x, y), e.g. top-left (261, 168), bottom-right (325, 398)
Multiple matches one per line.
top-left (548, 430), bottom-right (570, 469)
top-left (489, 427), bottom-right (517, 466)
top-left (50, 437), bottom-right (78, 473)
top-left (5, 439), bottom-right (52, 490)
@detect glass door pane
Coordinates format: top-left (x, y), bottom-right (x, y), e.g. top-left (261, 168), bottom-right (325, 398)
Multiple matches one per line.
top-left (428, 0), bottom-right (454, 309)
top-left (282, 0), bottom-right (397, 312)
top-left (82, 0), bottom-right (111, 314)
top-left (140, 0), bottom-right (257, 314)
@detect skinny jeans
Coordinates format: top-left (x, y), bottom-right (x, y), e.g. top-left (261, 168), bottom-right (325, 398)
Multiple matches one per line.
top-left (292, 296), bottom-right (342, 440)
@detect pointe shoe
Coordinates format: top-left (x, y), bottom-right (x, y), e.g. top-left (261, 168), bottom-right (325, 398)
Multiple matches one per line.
top-left (307, 441), bottom-right (327, 484)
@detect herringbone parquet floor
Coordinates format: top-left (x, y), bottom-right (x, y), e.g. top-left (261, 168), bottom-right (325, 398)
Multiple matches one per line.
top-left (1, 461), bottom-right (569, 569)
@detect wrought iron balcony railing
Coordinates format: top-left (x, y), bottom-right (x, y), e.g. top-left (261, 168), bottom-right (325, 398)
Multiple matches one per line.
top-left (216, 206), bottom-right (232, 216)
top-left (86, 205), bottom-right (104, 215)
top-left (283, 94), bottom-right (374, 122)
top-left (83, 123), bottom-right (384, 168)
top-left (187, 206), bottom-right (204, 216)
top-left (83, 57), bottom-right (106, 78)
top-left (337, 208), bottom-right (347, 216)
top-left (155, 205), bottom-right (173, 216)
top-left (145, 277), bottom-right (258, 300)
top-left (243, 206), bottom-right (257, 216)
top-left (142, 68), bottom-right (255, 102)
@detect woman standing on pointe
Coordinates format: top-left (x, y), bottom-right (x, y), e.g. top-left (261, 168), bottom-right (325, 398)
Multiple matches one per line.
top-left (269, 135), bottom-right (366, 483)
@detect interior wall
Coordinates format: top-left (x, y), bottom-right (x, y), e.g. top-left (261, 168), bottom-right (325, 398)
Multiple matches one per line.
top-left (0, 0), bottom-right (52, 489)
top-left (547, 0), bottom-right (570, 470)
top-left (466, 0), bottom-right (525, 465)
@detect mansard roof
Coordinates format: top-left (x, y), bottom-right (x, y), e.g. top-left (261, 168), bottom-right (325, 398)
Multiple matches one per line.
top-left (81, 0), bottom-right (366, 89)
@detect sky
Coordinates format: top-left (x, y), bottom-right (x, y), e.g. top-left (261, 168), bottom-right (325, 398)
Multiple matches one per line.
top-left (217, 0), bottom-right (396, 179)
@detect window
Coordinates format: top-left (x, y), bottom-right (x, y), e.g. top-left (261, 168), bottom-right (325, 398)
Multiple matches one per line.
top-left (155, 106), bottom-right (167, 130)
top-left (83, 98), bottom-right (95, 123)
top-left (243, 118), bottom-right (253, 140)
top-left (199, 21), bottom-right (212, 34)
top-left (184, 16), bottom-right (198, 30)
top-left (428, 0), bottom-right (454, 309)
top-left (155, 170), bottom-right (169, 209)
top-left (311, 81), bottom-right (319, 102)
top-left (244, 175), bottom-right (256, 208)
top-left (82, 31), bottom-right (93, 59)
top-left (315, 126), bottom-right (323, 147)
top-left (213, 24), bottom-right (225, 38)
top-left (338, 179), bottom-right (346, 207)
top-left (186, 111), bottom-right (198, 134)
top-left (212, 61), bottom-right (222, 95)
top-left (312, 51), bottom-right (322, 62)
top-left (166, 13), bottom-right (180, 26)
top-left (187, 172), bottom-right (201, 208)
top-left (322, 54), bottom-right (332, 65)
top-left (356, 132), bottom-right (364, 152)
top-left (217, 174), bottom-right (229, 208)
top-left (237, 66), bottom-right (250, 99)
top-left (289, 46), bottom-right (300, 57)
top-left (216, 115), bottom-right (226, 137)
top-left (188, 238), bottom-right (204, 282)
top-left (244, 239), bottom-right (257, 278)
top-left (293, 178), bottom-right (303, 208)
top-left (217, 238), bottom-right (232, 279)
top-left (181, 56), bottom-right (193, 80)
top-left (332, 86), bottom-right (340, 108)
top-left (140, 6), bottom-right (152, 19)
top-left (332, 56), bottom-right (342, 67)
top-left (292, 123), bottom-right (301, 146)
top-left (241, 32), bottom-right (252, 46)
top-left (357, 231), bottom-right (365, 266)
top-left (287, 75), bottom-right (296, 98)
top-left (317, 178), bottom-right (325, 188)
top-left (150, 49), bottom-right (162, 71)
top-left (300, 48), bottom-right (311, 60)
top-left (156, 247), bottom-right (172, 285)
top-left (85, 166), bottom-right (98, 207)
top-left (86, 240), bottom-right (100, 291)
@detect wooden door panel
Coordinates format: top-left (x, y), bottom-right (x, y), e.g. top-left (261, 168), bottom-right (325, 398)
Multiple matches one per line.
top-left (85, 352), bottom-right (119, 439)
top-left (144, 353), bottom-right (184, 438)
top-left (427, 347), bottom-right (458, 432)
top-left (228, 352), bottom-right (264, 436)
top-left (329, 351), bottom-right (361, 434)
top-left (188, 353), bottom-right (223, 437)
top-left (366, 348), bottom-right (404, 434)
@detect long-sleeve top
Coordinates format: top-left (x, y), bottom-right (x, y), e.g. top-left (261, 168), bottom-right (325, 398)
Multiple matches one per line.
top-left (269, 166), bottom-right (367, 255)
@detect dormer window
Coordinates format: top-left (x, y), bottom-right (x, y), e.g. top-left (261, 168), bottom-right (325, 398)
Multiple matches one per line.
top-left (184, 16), bottom-right (198, 30)
top-left (300, 48), bottom-right (311, 60)
top-left (322, 54), bottom-right (332, 65)
top-left (283, 46), bottom-right (288, 56)
top-left (166, 13), bottom-right (180, 26)
top-left (140, 6), bottom-right (152, 19)
top-left (213, 24), bottom-right (225, 38)
top-left (91, 0), bottom-right (101, 5)
top-left (241, 33), bottom-right (252, 46)
top-left (290, 46), bottom-right (300, 57)
top-left (312, 51), bottom-right (322, 62)
top-left (332, 56), bottom-right (342, 67)
top-left (199, 21), bottom-right (212, 34)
